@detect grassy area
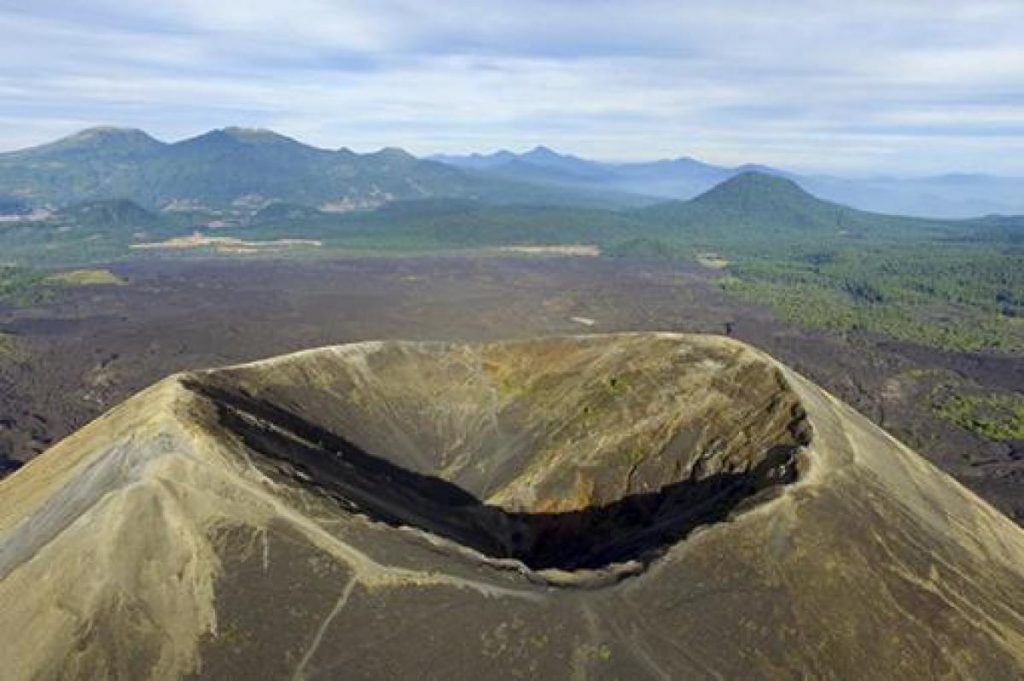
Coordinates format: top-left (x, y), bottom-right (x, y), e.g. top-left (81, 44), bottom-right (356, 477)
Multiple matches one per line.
top-left (1, 266), bottom-right (130, 310)
top-left (609, 234), bottom-right (1024, 353)
top-left (717, 244), bottom-right (1024, 353)
top-left (0, 333), bottom-right (19, 360)
top-left (0, 267), bottom-right (50, 306)
top-left (931, 387), bottom-right (1024, 440)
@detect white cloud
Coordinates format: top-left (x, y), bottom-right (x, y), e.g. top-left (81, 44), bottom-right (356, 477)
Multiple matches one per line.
top-left (1, 1), bottom-right (1023, 173)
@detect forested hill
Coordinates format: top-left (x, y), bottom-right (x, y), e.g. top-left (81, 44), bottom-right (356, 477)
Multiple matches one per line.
top-left (0, 127), bottom-right (641, 211)
top-left (635, 172), bottom-right (958, 243)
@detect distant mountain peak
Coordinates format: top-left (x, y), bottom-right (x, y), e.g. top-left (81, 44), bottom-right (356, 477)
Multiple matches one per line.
top-left (171, 128), bottom-right (320, 156)
top-left (372, 147), bottom-right (417, 162)
top-left (480, 150), bottom-right (517, 161)
top-left (217, 127), bottom-right (307, 146)
top-left (221, 126), bottom-right (282, 139)
top-left (222, 126), bottom-right (271, 134)
top-left (426, 149), bottom-right (518, 170)
top-left (637, 170), bottom-right (862, 236)
top-left (697, 171), bottom-right (812, 202)
top-left (514, 146), bottom-right (601, 176)
top-left (523, 145), bottom-right (568, 160)
top-left (173, 129), bottom-right (238, 148)
top-left (70, 125), bottom-right (151, 139)
top-left (23, 126), bottom-right (165, 156)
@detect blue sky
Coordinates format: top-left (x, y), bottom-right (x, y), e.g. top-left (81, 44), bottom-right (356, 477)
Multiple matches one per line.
top-left (1, 1), bottom-right (1023, 175)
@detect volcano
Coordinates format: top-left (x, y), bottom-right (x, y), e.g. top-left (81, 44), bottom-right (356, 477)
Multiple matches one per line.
top-left (2, 334), bottom-right (1023, 680)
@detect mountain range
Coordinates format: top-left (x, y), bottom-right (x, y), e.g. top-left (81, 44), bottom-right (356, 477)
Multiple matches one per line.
top-left (2, 127), bottom-right (1024, 218)
top-left (432, 145), bottom-right (744, 200)
top-left (433, 146), bottom-right (1024, 218)
top-left (0, 127), bottom-right (630, 213)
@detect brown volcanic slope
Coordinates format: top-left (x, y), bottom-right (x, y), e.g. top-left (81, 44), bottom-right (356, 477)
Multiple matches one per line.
top-left (2, 334), bottom-right (1024, 680)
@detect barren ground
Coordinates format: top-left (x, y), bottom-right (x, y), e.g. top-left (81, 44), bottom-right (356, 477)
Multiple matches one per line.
top-left (1, 255), bottom-right (1021, 520)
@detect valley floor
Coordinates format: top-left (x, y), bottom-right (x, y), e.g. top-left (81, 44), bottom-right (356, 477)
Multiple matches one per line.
top-left (1, 255), bottom-right (1021, 521)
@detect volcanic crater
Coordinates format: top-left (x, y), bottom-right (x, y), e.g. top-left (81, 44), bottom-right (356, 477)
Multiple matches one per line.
top-left (185, 335), bottom-right (811, 575)
top-left (6, 334), bottom-right (1024, 681)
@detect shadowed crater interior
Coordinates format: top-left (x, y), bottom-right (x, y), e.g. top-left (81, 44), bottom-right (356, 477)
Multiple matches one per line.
top-left (183, 338), bottom-right (810, 573)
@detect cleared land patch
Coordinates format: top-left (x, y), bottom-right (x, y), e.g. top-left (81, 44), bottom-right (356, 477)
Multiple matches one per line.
top-left (496, 244), bottom-right (600, 257)
top-left (131, 233), bottom-right (322, 254)
top-left (46, 268), bottom-right (126, 286)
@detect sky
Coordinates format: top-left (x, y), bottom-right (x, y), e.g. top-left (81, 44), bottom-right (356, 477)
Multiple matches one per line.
top-left (1, 1), bottom-right (1023, 175)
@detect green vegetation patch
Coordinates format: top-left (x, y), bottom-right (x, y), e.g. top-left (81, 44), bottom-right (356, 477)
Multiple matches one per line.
top-left (0, 267), bottom-right (50, 306)
top-left (0, 332), bottom-right (19, 359)
top-left (931, 387), bottom-right (1024, 441)
top-left (717, 245), bottom-right (1024, 353)
top-left (46, 268), bottom-right (127, 286)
